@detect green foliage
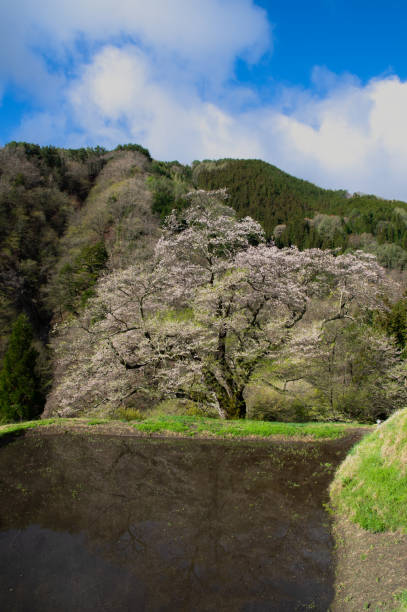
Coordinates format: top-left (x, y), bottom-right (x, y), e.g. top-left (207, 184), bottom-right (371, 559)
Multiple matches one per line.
top-left (65, 146), bottom-right (106, 162)
top-left (330, 408), bottom-right (407, 532)
top-left (0, 184), bottom-right (71, 315)
top-left (376, 243), bottom-right (407, 269)
top-left (55, 242), bottom-right (108, 313)
top-left (147, 160), bottom-right (193, 220)
top-left (0, 314), bottom-right (44, 422)
top-left (194, 159), bottom-right (407, 265)
top-left (0, 141), bottom-right (109, 359)
top-left (115, 143), bottom-right (152, 160)
top-left (194, 158), bottom-right (347, 239)
top-left (393, 589), bottom-right (407, 611)
top-left (246, 384), bottom-right (323, 423)
top-left (311, 323), bottom-right (404, 422)
top-left (114, 407), bottom-right (145, 421)
top-left (374, 297), bottom-right (407, 354)
top-left (147, 175), bottom-right (190, 219)
top-left (5, 142), bottom-right (106, 196)
top-left (148, 176), bottom-right (177, 218)
top-left (151, 160), bottom-right (192, 181)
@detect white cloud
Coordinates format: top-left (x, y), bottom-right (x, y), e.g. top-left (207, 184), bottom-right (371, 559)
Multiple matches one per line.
top-left (0, 0), bottom-right (270, 99)
top-left (63, 45), bottom-right (263, 160)
top-left (3, 1), bottom-right (407, 200)
top-left (265, 75), bottom-right (407, 199)
top-left (55, 48), bottom-right (407, 201)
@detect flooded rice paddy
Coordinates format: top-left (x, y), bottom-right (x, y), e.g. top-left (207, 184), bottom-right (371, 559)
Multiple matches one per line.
top-left (0, 430), bottom-right (362, 611)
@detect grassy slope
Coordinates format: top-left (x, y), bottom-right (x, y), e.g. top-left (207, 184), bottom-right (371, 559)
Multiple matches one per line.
top-left (330, 407), bottom-right (407, 533)
top-left (394, 591), bottom-right (407, 611)
top-left (0, 415), bottom-right (369, 440)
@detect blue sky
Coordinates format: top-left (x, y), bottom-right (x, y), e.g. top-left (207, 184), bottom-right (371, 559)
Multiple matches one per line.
top-left (256, 1), bottom-right (407, 87)
top-left (1, 0), bottom-right (407, 200)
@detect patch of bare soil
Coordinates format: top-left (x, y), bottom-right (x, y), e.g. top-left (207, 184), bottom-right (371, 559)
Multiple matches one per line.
top-left (331, 515), bottom-right (407, 611)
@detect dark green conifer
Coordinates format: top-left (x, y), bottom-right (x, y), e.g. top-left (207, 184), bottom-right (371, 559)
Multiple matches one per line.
top-left (0, 314), bottom-right (44, 422)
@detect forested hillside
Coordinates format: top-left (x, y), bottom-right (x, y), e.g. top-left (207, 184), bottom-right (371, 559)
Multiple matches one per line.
top-left (0, 142), bottom-right (158, 416)
top-left (0, 142), bottom-right (106, 351)
top-left (193, 159), bottom-right (407, 268)
top-left (2, 143), bottom-right (407, 424)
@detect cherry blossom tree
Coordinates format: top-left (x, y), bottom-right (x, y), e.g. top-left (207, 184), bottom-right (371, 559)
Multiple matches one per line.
top-left (45, 190), bottom-right (394, 420)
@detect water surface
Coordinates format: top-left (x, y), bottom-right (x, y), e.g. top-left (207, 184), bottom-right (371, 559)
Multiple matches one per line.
top-left (0, 431), bottom-right (361, 611)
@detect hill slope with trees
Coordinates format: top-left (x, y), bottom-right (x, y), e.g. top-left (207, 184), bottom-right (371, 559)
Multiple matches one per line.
top-left (192, 159), bottom-right (407, 267)
top-left (0, 142), bottom-right (159, 420)
top-left (45, 190), bottom-right (407, 423)
top-left (2, 143), bottom-right (407, 423)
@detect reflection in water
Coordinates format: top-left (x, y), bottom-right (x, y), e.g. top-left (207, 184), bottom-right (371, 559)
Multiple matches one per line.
top-left (0, 526), bottom-right (146, 611)
top-left (0, 433), bottom-right (361, 611)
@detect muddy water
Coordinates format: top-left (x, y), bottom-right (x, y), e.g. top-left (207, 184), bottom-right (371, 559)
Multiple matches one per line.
top-left (0, 431), bottom-right (361, 611)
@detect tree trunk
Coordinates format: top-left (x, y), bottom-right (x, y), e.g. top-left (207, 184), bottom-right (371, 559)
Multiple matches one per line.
top-left (217, 387), bottom-right (246, 420)
top-left (204, 370), bottom-right (247, 419)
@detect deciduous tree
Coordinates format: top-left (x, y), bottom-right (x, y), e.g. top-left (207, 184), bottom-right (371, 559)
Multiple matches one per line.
top-left (46, 190), bottom-right (393, 420)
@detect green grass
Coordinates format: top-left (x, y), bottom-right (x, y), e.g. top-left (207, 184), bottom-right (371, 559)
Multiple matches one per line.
top-left (132, 414), bottom-right (366, 439)
top-left (0, 415), bottom-right (367, 441)
top-left (0, 418), bottom-right (62, 437)
top-left (393, 589), bottom-right (407, 611)
top-left (0, 417), bottom-right (109, 438)
top-left (330, 408), bottom-right (407, 533)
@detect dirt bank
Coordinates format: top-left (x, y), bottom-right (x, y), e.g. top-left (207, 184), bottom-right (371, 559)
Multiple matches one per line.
top-left (331, 504), bottom-right (407, 611)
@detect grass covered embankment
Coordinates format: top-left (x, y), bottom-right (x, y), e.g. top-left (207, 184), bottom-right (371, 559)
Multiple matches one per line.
top-left (330, 408), bottom-right (407, 532)
top-left (330, 408), bottom-right (407, 611)
top-left (0, 415), bottom-right (369, 441)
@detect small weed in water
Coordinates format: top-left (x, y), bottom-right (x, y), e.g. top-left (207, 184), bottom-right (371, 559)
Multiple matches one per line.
top-left (393, 589), bottom-right (407, 611)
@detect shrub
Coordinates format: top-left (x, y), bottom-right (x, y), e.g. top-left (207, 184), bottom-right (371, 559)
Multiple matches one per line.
top-left (148, 399), bottom-right (218, 419)
top-left (246, 384), bottom-right (321, 422)
top-left (114, 407), bottom-right (145, 421)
